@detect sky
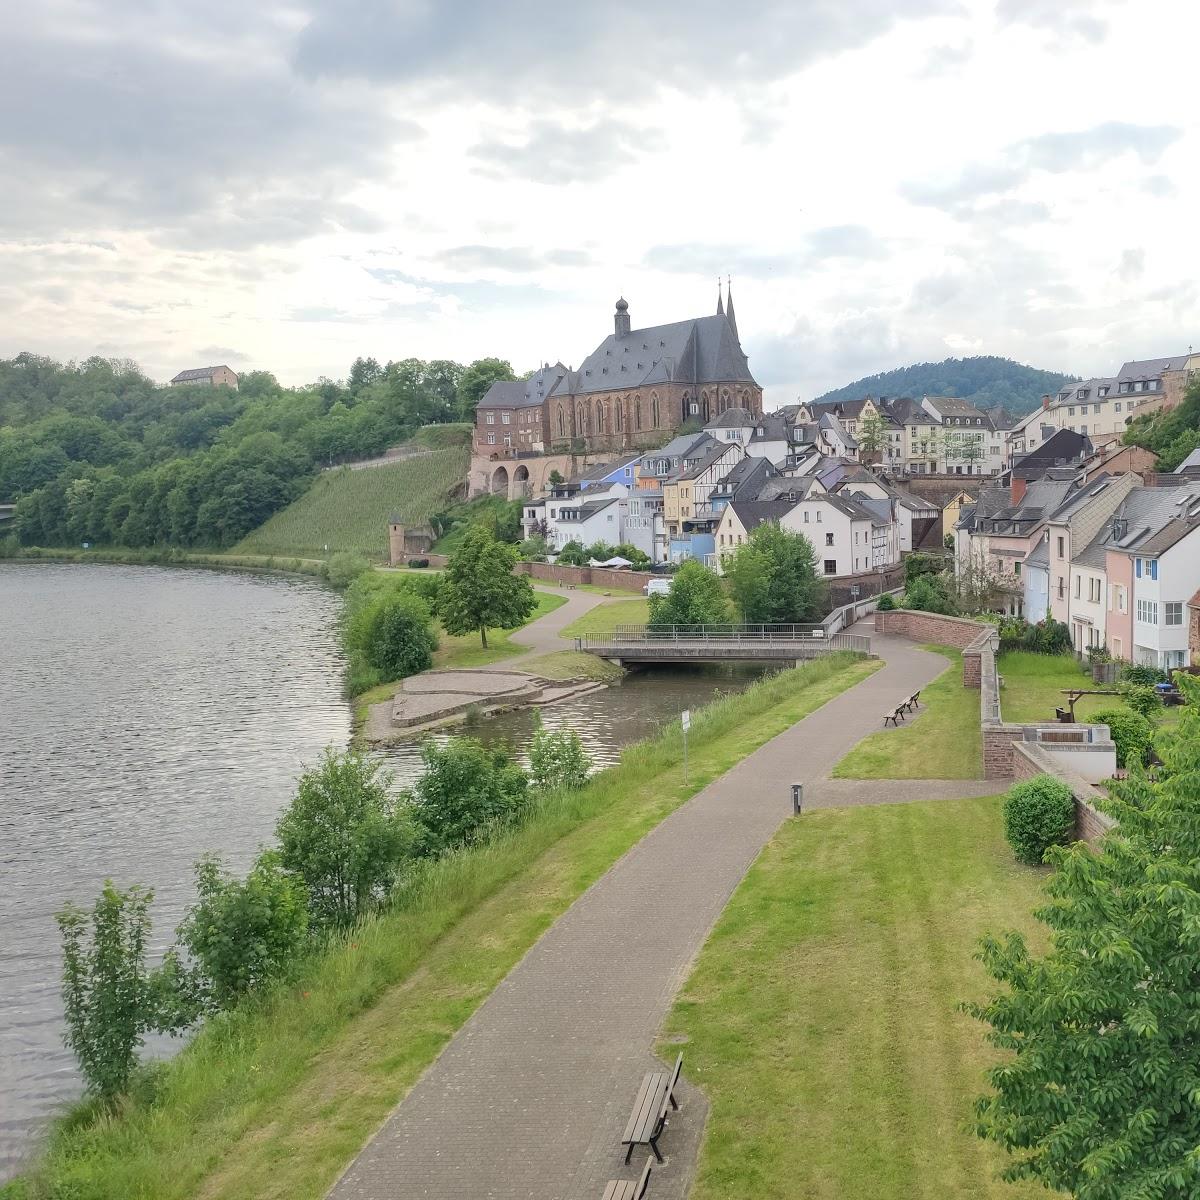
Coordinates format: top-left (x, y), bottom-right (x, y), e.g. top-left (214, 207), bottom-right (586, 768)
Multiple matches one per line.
top-left (1, 0), bottom-right (1198, 407)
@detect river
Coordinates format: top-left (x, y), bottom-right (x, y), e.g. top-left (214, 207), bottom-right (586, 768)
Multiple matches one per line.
top-left (0, 562), bottom-right (768, 1178)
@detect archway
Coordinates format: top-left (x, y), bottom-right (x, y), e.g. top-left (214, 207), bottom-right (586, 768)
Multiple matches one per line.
top-left (490, 465), bottom-right (510, 495)
top-left (513, 464), bottom-right (530, 498)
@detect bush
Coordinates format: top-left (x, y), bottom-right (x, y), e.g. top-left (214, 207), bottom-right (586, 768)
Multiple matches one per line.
top-left (902, 574), bottom-right (954, 614)
top-left (174, 851), bottom-right (309, 1012)
top-left (56, 883), bottom-right (158, 1101)
top-left (1092, 707), bottom-right (1155, 768)
top-left (876, 592), bottom-right (897, 611)
top-left (1121, 662), bottom-right (1167, 686)
top-left (1119, 683), bottom-right (1161, 720)
top-left (997, 616), bottom-right (1072, 655)
top-left (1002, 775), bottom-right (1075, 865)
top-left (406, 557), bottom-right (430, 569)
top-left (528, 719), bottom-right (592, 792)
top-left (366, 590), bottom-right (437, 680)
top-left (648, 558), bottom-right (731, 626)
top-left (555, 539), bottom-right (588, 567)
top-left (324, 551), bottom-right (371, 590)
top-left (276, 750), bottom-right (418, 930)
top-left (410, 737), bottom-right (529, 854)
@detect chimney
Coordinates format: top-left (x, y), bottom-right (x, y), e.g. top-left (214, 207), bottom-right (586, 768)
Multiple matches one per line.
top-left (1011, 475), bottom-right (1027, 505)
top-left (614, 296), bottom-right (631, 338)
top-left (1041, 394), bottom-right (1052, 411)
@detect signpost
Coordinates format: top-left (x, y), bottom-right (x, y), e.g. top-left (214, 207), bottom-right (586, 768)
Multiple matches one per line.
top-left (681, 709), bottom-right (690, 786)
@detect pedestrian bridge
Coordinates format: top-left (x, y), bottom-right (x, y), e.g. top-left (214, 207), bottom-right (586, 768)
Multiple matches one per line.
top-left (575, 624), bottom-right (872, 664)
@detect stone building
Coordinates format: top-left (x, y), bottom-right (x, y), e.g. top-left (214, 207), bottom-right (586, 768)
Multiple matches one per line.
top-left (473, 287), bottom-right (762, 458)
top-left (169, 364), bottom-right (239, 389)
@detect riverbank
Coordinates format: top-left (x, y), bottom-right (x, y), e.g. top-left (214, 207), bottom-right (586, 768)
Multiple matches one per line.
top-left (1, 544), bottom-right (330, 577)
top-left (4, 652), bottom-right (877, 1200)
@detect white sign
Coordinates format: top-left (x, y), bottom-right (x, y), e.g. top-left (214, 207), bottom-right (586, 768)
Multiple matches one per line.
top-left (681, 709), bottom-right (691, 731)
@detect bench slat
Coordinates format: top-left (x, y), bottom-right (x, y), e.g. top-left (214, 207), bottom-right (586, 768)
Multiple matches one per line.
top-left (621, 1074), bottom-right (666, 1143)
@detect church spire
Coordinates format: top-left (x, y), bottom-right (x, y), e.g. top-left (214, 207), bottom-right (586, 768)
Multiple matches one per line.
top-left (725, 275), bottom-right (739, 341)
top-left (716, 278), bottom-right (724, 316)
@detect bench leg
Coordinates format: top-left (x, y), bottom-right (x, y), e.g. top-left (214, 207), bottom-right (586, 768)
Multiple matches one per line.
top-left (669, 1092), bottom-right (679, 1111)
top-left (624, 1143), bottom-right (634, 1165)
top-left (649, 1136), bottom-right (664, 1164)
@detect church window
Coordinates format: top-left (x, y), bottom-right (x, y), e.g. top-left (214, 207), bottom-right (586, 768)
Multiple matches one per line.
top-left (615, 403), bottom-right (623, 431)
top-left (634, 397), bottom-right (642, 428)
top-left (557, 406), bottom-right (566, 438)
top-left (651, 392), bottom-right (660, 426)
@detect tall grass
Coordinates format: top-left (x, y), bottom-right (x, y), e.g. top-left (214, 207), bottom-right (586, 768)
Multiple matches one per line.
top-left (10, 652), bottom-right (877, 1200)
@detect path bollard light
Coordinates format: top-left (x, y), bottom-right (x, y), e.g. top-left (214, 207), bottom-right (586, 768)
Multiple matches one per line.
top-left (792, 782), bottom-right (803, 814)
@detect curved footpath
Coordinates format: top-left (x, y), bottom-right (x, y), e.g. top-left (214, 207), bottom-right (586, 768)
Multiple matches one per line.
top-left (331, 626), bottom-right (978, 1200)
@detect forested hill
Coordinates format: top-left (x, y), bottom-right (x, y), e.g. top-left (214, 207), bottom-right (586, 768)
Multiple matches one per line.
top-left (0, 353), bottom-right (510, 550)
top-left (815, 356), bottom-right (1077, 414)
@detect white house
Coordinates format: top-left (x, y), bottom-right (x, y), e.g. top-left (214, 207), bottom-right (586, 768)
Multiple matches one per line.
top-left (780, 493), bottom-right (898, 578)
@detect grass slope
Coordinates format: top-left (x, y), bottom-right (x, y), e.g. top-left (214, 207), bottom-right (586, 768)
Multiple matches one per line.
top-left (664, 794), bottom-right (1047, 1200)
top-left (235, 445), bottom-right (469, 560)
top-left (558, 596), bottom-right (649, 638)
top-left (997, 650), bottom-right (1110, 723)
top-left (13, 653), bottom-right (878, 1200)
top-left (833, 645), bottom-right (982, 779)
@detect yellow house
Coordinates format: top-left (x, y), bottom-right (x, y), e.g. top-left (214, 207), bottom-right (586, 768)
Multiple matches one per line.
top-left (942, 488), bottom-right (975, 542)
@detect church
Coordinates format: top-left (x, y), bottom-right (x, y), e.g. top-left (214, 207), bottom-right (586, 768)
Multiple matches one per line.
top-left (473, 285), bottom-right (763, 458)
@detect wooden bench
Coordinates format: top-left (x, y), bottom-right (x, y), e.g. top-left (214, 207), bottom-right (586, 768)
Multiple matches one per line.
top-left (883, 705), bottom-right (907, 726)
top-left (622, 1054), bottom-right (682, 1164)
top-left (602, 1157), bottom-right (653, 1200)
top-left (904, 690), bottom-right (921, 712)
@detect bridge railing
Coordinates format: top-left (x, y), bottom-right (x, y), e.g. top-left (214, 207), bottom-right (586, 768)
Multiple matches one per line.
top-left (610, 623), bottom-right (826, 642)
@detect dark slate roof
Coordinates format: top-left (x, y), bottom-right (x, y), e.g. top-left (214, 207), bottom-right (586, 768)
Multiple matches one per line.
top-left (574, 497), bottom-right (620, 521)
top-left (1117, 354), bottom-right (1191, 381)
top-left (755, 475), bottom-right (822, 502)
top-left (1174, 449), bottom-right (1200, 473)
top-left (706, 407), bottom-right (756, 429)
top-left (677, 441), bottom-right (737, 481)
top-left (170, 365), bottom-right (234, 382)
top-left (1053, 377), bottom-right (1118, 405)
top-left (477, 363), bottom-right (569, 410)
top-left (578, 452), bottom-right (641, 481)
top-left (1026, 536), bottom-right (1050, 568)
top-left (728, 499), bottom-right (799, 532)
top-left (712, 455), bottom-right (774, 497)
top-left (753, 412), bottom-right (789, 440)
top-left (575, 311), bottom-right (756, 395)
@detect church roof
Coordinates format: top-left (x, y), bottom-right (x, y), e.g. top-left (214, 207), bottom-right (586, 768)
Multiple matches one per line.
top-left (477, 362), bottom-right (570, 409)
top-left (574, 311), bottom-right (756, 396)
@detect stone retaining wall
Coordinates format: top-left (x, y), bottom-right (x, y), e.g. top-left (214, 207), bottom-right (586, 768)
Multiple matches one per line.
top-left (874, 609), bottom-right (995, 653)
top-left (1011, 742), bottom-right (1115, 845)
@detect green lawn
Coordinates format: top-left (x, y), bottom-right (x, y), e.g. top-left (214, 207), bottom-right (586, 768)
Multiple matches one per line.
top-left (663, 794), bottom-right (1047, 1200)
top-left (997, 651), bottom-right (1113, 723)
top-left (832, 645), bottom-right (982, 779)
top-left (16, 654), bottom-right (878, 1200)
top-left (518, 650), bottom-right (625, 681)
top-left (559, 597), bottom-right (649, 638)
top-left (234, 446), bottom-right (469, 560)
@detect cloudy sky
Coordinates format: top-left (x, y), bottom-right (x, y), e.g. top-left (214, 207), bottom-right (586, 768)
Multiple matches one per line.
top-left (2, 0), bottom-right (1197, 406)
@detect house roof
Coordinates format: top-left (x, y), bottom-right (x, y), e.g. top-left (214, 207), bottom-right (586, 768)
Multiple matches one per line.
top-left (1174, 449), bottom-right (1200, 473)
top-left (712, 455), bottom-right (774, 497)
top-left (705, 406), bottom-right (756, 429)
top-left (477, 363), bottom-right (569, 409)
top-left (578, 452), bottom-right (641, 481)
top-left (676, 441), bottom-right (737, 481)
top-left (574, 310), bottom-right (756, 395)
top-left (1086, 483), bottom-right (1200, 559)
top-left (753, 412), bottom-right (789, 440)
top-left (727, 499), bottom-right (799, 532)
top-left (1117, 354), bottom-right (1191, 381)
top-left (170, 365), bottom-right (235, 383)
top-left (573, 497), bottom-right (620, 521)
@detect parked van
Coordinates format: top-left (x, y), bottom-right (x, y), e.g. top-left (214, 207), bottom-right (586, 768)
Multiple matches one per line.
top-left (644, 578), bottom-right (672, 597)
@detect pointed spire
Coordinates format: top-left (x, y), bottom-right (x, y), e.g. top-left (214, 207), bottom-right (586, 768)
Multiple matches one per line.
top-left (725, 274), bottom-right (739, 341)
top-left (716, 278), bottom-right (724, 316)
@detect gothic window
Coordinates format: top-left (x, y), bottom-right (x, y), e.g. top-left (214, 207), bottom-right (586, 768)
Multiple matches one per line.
top-left (615, 401), bottom-right (623, 431)
top-left (651, 391), bottom-right (660, 427)
top-left (634, 396), bottom-right (642, 429)
top-left (700, 390), bottom-right (709, 422)
top-left (721, 389), bottom-right (731, 414)
top-left (595, 400), bottom-right (604, 432)
top-left (577, 403), bottom-right (588, 433)
top-left (557, 405), bottom-right (566, 438)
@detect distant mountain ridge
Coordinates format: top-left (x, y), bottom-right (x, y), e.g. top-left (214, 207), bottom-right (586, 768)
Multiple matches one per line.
top-left (815, 356), bottom-right (1077, 416)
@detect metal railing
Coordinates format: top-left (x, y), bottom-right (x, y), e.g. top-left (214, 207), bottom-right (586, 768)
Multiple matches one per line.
top-left (611, 623), bottom-right (826, 641)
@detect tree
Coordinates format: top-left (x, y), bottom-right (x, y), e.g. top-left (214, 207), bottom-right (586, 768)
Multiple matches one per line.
top-left (648, 559), bottom-right (730, 626)
top-left (173, 851), bottom-right (308, 1012)
top-left (528, 717), bottom-right (592, 792)
top-left (547, 469), bottom-right (565, 486)
top-left (456, 358), bottom-right (516, 421)
top-left (364, 589), bottom-right (437, 679)
top-left (968, 676), bottom-right (1200, 1197)
top-left (57, 882), bottom-right (158, 1101)
top-left (903, 574), bottom-right (954, 614)
top-left (723, 522), bottom-right (824, 623)
top-left (857, 410), bottom-right (885, 458)
top-left (437, 525), bottom-right (536, 647)
top-left (555, 539), bottom-right (587, 566)
top-left (276, 749), bottom-right (417, 929)
top-left (410, 737), bottom-right (530, 854)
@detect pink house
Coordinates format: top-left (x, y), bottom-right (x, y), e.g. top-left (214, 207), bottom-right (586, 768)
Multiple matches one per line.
top-left (1104, 550), bottom-right (1133, 660)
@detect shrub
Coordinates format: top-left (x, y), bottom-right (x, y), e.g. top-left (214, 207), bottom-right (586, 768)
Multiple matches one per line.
top-left (56, 883), bottom-right (158, 1101)
top-left (406, 557), bottom-right (430, 569)
top-left (173, 851), bottom-right (309, 1013)
top-left (648, 558), bottom-right (731, 626)
top-left (276, 750), bottom-right (418, 930)
top-left (997, 616), bottom-right (1072, 655)
top-left (902, 574), bottom-right (954, 614)
top-left (528, 719), bottom-right (592, 792)
top-left (1091, 707), bottom-right (1154, 768)
top-left (1002, 775), bottom-right (1075, 865)
top-left (324, 551), bottom-right (371, 590)
top-left (555, 539), bottom-right (588, 567)
top-left (876, 592), bottom-right (897, 611)
top-left (366, 590), bottom-right (437, 680)
top-left (1119, 683), bottom-right (1161, 720)
top-left (1121, 662), bottom-right (1167, 687)
top-left (410, 737), bottom-right (529, 854)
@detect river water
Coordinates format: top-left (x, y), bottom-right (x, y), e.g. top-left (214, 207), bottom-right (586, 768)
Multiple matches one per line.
top-left (0, 562), bottom-right (767, 1178)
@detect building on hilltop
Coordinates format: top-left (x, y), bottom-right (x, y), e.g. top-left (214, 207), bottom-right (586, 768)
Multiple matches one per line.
top-left (170, 364), bottom-right (239, 389)
top-left (473, 286), bottom-right (762, 458)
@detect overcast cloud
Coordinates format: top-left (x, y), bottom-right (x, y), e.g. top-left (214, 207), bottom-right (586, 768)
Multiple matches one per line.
top-left (1, 0), bottom-right (1197, 405)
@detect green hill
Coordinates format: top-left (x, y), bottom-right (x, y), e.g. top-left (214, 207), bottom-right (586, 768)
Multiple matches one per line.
top-left (816, 356), bottom-right (1077, 415)
top-left (235, 445), bottom-right (469, 560)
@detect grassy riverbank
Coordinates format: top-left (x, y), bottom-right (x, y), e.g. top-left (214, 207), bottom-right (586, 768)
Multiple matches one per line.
top-left (832, 646), bottom-right (982, 779)
top-left (663, 794), bottom-right (1045, 1199)
top-left (0, 545), bottom-right (329, 576)
top-left (6, 653), bottom-right (877, 1200)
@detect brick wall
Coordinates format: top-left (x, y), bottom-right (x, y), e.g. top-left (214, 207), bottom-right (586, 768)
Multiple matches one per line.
top-left (1011, 743), bottom-right (1115, 845)
top-left (516, 561), bottom-right (653, 593)
top-left (873, 609), bottom-right (991, 650)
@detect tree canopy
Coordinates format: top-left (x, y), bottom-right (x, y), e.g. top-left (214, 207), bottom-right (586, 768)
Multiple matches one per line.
top-left (648, 559), bottom-right (730, 626)
top-left (969, 675), bottom-right (1200, 1197)
top-left (436, 524), bottom-right (536, 646)
top-left (0, 352), bottom-right (502, 549)
top-left (723, 522), bottom-right (824, 623)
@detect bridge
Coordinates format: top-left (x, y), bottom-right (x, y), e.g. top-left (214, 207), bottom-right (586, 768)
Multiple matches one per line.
top-left (575, 624), bottom-right (872, 664)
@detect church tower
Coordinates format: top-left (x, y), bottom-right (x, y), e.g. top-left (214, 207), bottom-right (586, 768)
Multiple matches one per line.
top-left (614, 296), bottom-right (631, 337)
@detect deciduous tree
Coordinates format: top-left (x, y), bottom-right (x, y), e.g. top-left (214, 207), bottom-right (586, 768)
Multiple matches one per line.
top-left (437, 525), bottom-right (536, 647)
top-left (723, 522), bottom-right (824, 623)
top-left (648, 559), bottom-right (730, 626)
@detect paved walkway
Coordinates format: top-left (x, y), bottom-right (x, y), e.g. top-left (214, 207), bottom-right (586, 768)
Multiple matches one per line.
top-left (330, 632), bottom-right (956, 1200)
